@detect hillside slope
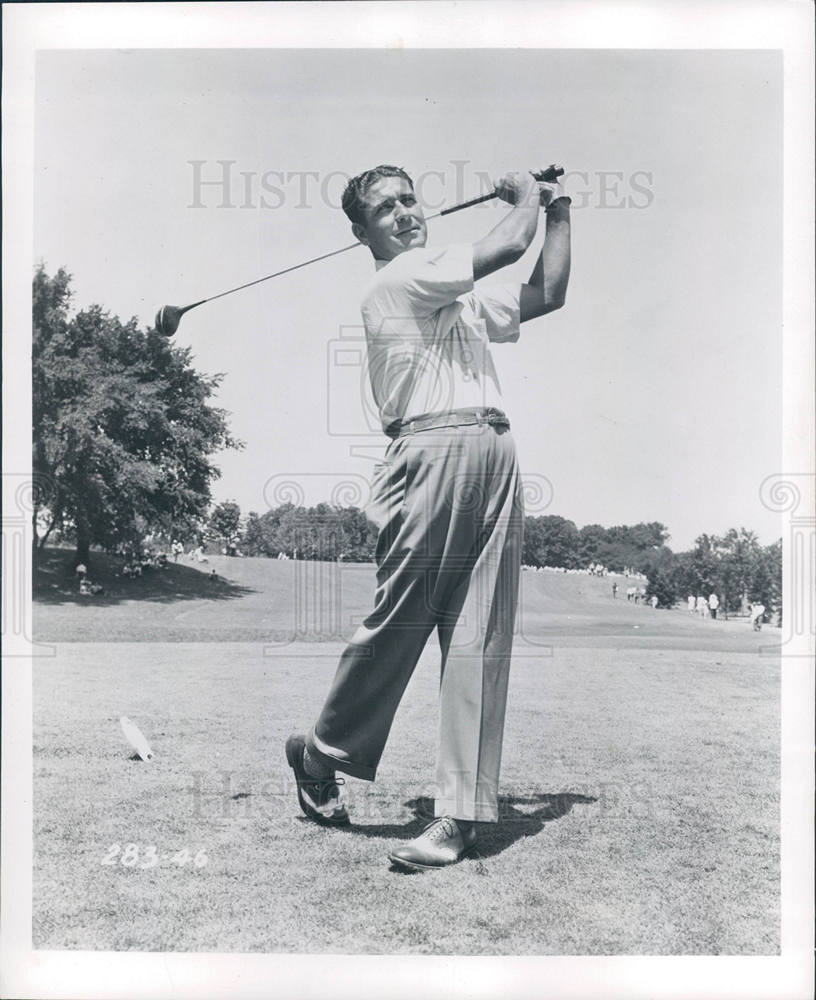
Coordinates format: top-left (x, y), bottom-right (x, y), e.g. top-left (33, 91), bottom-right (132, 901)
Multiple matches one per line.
top-left (34, 549), bottom-right (772, 653)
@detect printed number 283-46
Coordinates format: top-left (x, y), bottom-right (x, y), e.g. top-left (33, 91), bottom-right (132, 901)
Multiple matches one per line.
top-left (101, 844), bottom-right (208, 868)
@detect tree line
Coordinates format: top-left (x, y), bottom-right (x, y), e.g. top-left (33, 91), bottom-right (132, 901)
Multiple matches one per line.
top-left (227, 504), bottom-right (780, 617)
top-left (522, 516), bottom-right (780, 616)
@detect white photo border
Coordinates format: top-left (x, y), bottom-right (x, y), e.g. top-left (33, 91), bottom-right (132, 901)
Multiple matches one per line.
top-left (2, 3), bottom-right (813, 998)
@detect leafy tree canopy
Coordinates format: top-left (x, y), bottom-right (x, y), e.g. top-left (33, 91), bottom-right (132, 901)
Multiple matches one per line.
top-left (208, 501), bottom-right (242, 550)
top-left (240, 503), bottom-right (377, 562)
top-left (33, 264), bottom-right (242, 565)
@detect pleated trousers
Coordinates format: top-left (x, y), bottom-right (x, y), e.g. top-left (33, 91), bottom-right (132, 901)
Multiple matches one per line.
top-left (306, 422), bottom-right (523, 823)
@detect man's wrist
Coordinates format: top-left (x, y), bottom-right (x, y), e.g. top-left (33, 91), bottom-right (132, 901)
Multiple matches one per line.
top-left (545, 195), bottom-right (571, 217)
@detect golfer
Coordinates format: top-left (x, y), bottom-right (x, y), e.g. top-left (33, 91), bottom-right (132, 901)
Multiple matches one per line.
top-left (287, 163), bottom-right (571, 870)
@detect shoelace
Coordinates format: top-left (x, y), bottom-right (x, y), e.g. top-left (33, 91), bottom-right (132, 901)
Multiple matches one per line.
top-left (425, 817), bottom-right (457, 842)
top-left (303, 772), bottom-right (345, 800)
top-left (324, 776), bottom-right (346, 802)
top-left (304, 771), bottom-right (343, 787)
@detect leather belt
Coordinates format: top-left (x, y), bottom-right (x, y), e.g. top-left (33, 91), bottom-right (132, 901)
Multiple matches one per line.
top-left (386, 407), bottom-right (510, 439)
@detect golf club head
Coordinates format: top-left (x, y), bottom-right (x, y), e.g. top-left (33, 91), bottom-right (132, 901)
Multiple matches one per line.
top-left (155, 304), bottom-right (187, 337)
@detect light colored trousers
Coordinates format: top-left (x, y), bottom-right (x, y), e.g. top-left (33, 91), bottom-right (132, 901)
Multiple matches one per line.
top-left (307, 423), bottom-right (523, 822)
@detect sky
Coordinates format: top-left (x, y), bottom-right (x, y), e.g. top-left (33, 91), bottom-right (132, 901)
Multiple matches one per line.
top-left (33, 47), bottom-right (784, 551)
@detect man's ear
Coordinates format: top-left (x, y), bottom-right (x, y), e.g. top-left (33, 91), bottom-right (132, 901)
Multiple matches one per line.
top-left (352, 222), bottom-right (369, 246)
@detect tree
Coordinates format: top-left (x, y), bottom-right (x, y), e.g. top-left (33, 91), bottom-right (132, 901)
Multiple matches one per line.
top-left (577, 523), bottom-right (607, 565)
top-left (242, 511), bottom-right (268, 557)
top-left (630, 522), bottom-right (671, 549)
top-left (717, 528), bottom-right (760, 613)
top-left (209, 501), bottom-right (242, 553)
top-left (645, 566), bottom-right (680, 608)
top-left (642, 546), bottom-right (681, 607)
top-left (33, 265), bottom-right (242, 566)
top-left (662, 529), bottom-right (781, 621)
top-left (243, 503), bottom-right (299, 558)
top-left (338, 506), bottom-right (379, 561)
top-left (601, 522), bottom-right (671, 573)
top-left (238, 503), bottom-right (378, 561)
top-left (752, 539), bottom-right (782, 625)
top-left (523, 515), bottom-right (579, 568)
top-left (685, 533), bottom-right (720, 596)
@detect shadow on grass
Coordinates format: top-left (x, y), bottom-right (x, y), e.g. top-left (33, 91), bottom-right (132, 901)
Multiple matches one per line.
top-left (347, 793), bottom-right (597, 867)
top-left (33, 548), bottom-right (256, 606)
top-left (474, 793), bottom-right (598, 859)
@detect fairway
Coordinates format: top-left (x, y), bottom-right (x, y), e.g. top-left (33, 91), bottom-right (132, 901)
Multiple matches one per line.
top-left (32, 555), bottom-right (780, 954)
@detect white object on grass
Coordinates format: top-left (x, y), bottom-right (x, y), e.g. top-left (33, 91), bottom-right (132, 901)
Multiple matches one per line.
top-left (120, 716), bottom-right (154, 761)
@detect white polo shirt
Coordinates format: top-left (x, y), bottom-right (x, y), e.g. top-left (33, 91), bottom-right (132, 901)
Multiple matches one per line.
top-left (361, 243), bottom-right (521, 432)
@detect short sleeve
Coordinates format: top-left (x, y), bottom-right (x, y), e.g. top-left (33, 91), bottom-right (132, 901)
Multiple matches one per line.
top-left (467, 284), bottom-right (522, 343)
top-left (363, 243), bottom-right (474, 322)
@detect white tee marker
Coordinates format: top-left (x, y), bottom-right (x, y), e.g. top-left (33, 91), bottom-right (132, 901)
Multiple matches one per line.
top-left (120, 716), bottom-right (154, 761)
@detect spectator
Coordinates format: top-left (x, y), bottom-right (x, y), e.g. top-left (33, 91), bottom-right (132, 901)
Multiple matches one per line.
top-left (696, 595), bottom-right (708, 617)
top-left (750, 602), bottom-right (766, 631)
top-left (612, 582), bottom-right (617, 598)
top-left (687, 595), bottom-right (696, 615)
top-left (708, 592), bottom-right (719, 620)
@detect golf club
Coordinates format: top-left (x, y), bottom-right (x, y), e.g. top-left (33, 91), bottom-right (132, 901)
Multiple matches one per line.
top-left (155, 164), bottom-right (564, 337)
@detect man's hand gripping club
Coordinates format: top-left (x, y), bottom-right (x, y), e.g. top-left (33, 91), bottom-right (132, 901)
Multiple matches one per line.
top-left (473, 168), bottom-right (569, 283)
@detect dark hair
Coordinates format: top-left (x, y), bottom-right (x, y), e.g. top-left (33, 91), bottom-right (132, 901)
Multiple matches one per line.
top-left (341, 165), bottom-right (414, 226)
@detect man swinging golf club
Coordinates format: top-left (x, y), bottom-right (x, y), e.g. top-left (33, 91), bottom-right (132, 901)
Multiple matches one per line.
top-left (286, 162), bottom-right (571, 870)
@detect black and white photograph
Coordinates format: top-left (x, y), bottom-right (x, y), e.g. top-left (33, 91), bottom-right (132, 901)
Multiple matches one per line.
top-left (2, 3), bottom-right (813, 998)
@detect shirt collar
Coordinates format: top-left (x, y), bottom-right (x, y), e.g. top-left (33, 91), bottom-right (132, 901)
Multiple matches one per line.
top-left (374, 246), bottom-right (423, 270)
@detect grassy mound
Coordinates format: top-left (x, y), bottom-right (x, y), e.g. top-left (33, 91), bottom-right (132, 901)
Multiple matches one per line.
top-left (33, 548), bottom-right (773, 653)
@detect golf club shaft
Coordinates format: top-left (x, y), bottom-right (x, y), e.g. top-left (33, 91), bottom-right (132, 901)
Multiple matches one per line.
top-left (191, 165), bottom-right (565, 308)
top-left (197, 240), bottom-right (361, 308)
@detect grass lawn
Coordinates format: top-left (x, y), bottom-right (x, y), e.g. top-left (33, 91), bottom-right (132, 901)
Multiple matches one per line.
top-left (34, 547), bottom-right (768, 652)
top-left (32, 553), bottom-right (780, 954)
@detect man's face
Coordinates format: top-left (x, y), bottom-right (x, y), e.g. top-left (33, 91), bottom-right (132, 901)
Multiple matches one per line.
top-left (352, 176), bottom-right (427, 261)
